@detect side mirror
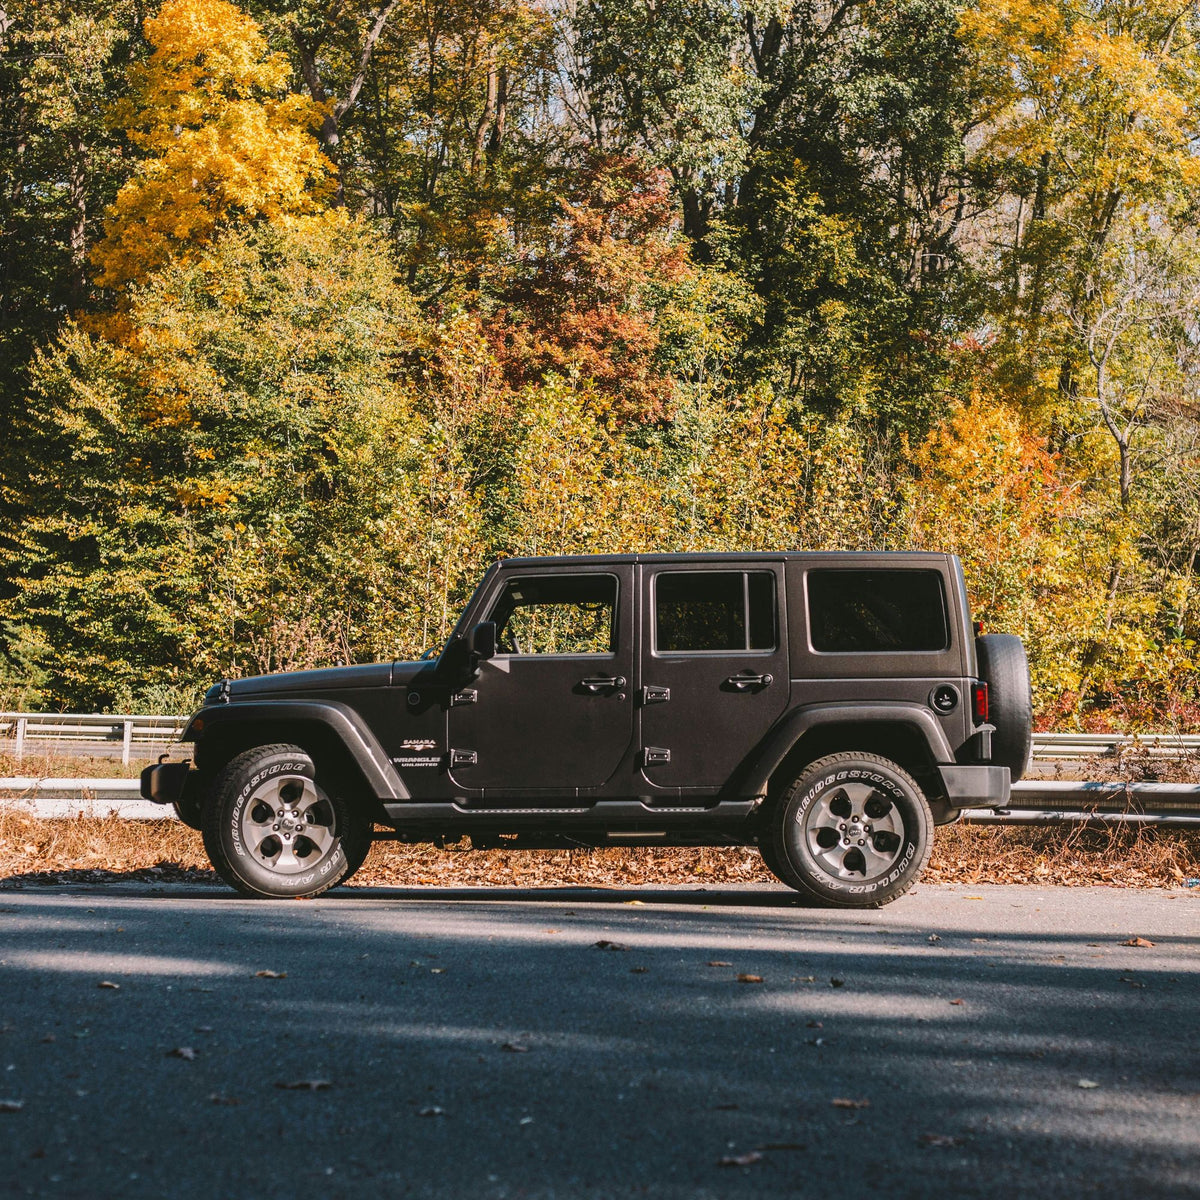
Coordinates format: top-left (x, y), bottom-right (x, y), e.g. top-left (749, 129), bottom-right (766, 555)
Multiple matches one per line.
top-left (469, 621), bottom-right (497, 664)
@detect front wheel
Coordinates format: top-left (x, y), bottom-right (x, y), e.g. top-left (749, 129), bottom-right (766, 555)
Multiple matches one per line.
top-left (201, 744), bottom-right (371, 899)
top-left (766, 752), bottom-right (932, 908)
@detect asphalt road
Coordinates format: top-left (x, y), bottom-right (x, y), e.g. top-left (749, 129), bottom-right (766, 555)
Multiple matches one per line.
top-left (0, 882), bottom-right (1197, 1200)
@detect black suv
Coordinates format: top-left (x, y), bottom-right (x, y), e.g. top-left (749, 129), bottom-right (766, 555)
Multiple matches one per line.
top-left (144, 553), bottom-right (1031, 907)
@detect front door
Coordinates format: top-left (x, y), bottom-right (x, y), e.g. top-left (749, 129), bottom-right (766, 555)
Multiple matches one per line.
top-left (447, 566), bottom-right (635, 792)
top-left (639, 565), bottom-right (789, 789)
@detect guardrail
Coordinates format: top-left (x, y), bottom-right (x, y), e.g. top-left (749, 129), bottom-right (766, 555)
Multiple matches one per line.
top-left (0, 713), bottom-right (187, 765)
top-left (3, 713), bottom-right (1199, 766)
top-left (3, 776), bottom-right (1200, 826)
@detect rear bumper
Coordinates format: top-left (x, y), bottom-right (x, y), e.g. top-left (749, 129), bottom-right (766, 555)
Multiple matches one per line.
top-left (140, 761), bottom-right (193, 806)
top-left (937, 764), bottom-right (1010, 808)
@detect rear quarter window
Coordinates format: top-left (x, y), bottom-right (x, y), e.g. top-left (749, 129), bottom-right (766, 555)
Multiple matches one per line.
top-left (807, 570), bottom-right (948, 653)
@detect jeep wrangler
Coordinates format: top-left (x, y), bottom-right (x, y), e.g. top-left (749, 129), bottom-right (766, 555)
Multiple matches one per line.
top-left (143, 552), bottom-right (1031, 907)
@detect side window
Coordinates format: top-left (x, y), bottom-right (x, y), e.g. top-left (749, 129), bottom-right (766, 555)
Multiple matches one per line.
top-left (807, 570), bottom-right (948, 653)
top-left (487, 574), bottom-right (617, 656)
top-left (655, 571), bottom-right (776, 653)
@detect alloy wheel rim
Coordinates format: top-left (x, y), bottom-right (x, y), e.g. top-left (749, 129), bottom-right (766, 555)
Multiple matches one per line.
top-left (239, 775), bottom-right (337, 875)
top-left (804, 780), bottom-right (905, 881)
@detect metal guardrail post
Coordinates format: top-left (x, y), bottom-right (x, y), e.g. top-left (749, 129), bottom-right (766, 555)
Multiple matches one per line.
top-left (15, 716), bottom-right (25, 764)
top-left (122, 719), bottom-right (133, 766)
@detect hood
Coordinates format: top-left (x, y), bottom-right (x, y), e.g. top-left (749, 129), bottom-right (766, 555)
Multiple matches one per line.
top-left (205, 662), bottom-right (397, 701)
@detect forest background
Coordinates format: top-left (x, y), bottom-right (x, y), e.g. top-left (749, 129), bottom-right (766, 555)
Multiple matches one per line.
top-left (1, 0), bottom-right (1199, 728)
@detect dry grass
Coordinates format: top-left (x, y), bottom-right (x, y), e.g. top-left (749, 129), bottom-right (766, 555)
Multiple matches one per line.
top-left (2, 806), bottom-right (1197, 891)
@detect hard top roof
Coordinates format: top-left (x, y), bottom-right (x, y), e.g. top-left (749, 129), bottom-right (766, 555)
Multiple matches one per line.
top-left (495, 551), bottom-right (955, 569)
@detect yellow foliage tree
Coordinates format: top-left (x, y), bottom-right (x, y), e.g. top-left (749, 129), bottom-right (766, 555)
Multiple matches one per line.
top-left (91, 0), bottom-right (332, 290)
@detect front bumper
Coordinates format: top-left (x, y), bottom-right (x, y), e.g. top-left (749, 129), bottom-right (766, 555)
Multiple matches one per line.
top-left (140, 760), bottom-right (194, 806)
top-left (937, 764), bottom-right (1011, 808)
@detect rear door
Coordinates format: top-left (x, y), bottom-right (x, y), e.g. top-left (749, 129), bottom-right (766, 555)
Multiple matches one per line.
top-left (639, 564), bottom-right (789, 789)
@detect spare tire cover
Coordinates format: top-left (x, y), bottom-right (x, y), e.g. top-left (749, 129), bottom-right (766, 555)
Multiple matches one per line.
top-left (975, 633), bottom-right (1032, 782)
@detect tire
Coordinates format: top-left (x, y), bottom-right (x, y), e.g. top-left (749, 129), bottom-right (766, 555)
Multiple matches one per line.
top-left (767, 752), bottom-right (933, 908)
top-left (976, 633), bottom-right (1032, 782)
top-left (756, 830), bottom-right (790, 884)
top-left (201, 743), bottom-right (371, 899)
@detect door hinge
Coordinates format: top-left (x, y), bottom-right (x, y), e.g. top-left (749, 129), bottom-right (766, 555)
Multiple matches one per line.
top-left (642, 746), bottom-right (671, 766)
top-left (449, 748), bottom-right (478, 767)
top-left (641, 684), bottom-right (670, 705)
top-left (450, 688), bottom-right (478, 706)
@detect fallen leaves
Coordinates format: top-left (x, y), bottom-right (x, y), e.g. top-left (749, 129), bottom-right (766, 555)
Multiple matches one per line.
top-left (97, 981), bottom-right (120, 990)
top-left (1078, 1079), bottom-right (1101, 1089)
top-left (717, 1151), bottom-right (762, 1167)
top-left (209, 1094), bottom-right (239, 1106)
top-left (0, 1100), bottom-right (24, 1113)
top-left (830, 977), bottom-right (845, 987)
top-left (500, 1042), bottom-right (530, 1053)
top-left (919, 1133), bottom-right (965, 1147)
top-left (254, 970), bottom-right (286, 979)
top-left (831, 1098), bottom-right (870, 1110)
top-left (630, 966), bottom-right (649, 974)
top-left (707, 961), bottom-right (732, 967)
top-left (949, 998), bottom-right (965, 1006)
top-left (736, 974), bottom-right (763, 984)
top-left (275, 1080), bottom-right (331, 1091)
top-left (1121, 937), bottom-right (1155, 948)
top-left (418, 1105), bottom-right (445, 1116)
top-left (594, 940), bottom-right (629, 951)
top-left (168, 1047), bottom-right (196, 1061)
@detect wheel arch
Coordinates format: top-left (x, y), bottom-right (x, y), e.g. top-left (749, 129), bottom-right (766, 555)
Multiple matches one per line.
top-left (740, 705), bottom-right (957, 823)
top-left (186, 701), bottom-right (406, 823)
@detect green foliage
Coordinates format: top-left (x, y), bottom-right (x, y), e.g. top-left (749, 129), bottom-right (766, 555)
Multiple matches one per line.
top-left (2, 0), bottom-right (1200, 726)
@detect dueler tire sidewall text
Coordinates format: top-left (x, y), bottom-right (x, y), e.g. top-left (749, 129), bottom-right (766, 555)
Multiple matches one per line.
top-left (772, 753), bottom-right (933, 908)
top-left (201, 744), bottom-right (367, 900)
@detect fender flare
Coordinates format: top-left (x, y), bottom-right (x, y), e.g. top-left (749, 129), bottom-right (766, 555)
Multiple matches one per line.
top-left (736, 702), bottom-right (955, 797)
top-left (183, 700), bottom-right (410, 801)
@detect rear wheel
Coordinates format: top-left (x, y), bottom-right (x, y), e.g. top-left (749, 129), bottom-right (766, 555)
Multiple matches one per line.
top-left (201, 744), bottom-right (371, 899)
top-left (768, 752), bottom-right (932, 908)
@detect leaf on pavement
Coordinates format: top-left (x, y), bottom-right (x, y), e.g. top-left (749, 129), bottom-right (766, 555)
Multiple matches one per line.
top-left (919, 1133), bottom-right (964, 1147)
top-left (0, 1100), bottom-right (24, 1113)
top-left (630, 966), bottom-right (649, 974)
top-left (255, 970), bottom-right (287, 978)
top-left (418, 1105), bottom-right (446, 1116)
top-left (500, 1042), bottom-right (530, 1053)
top-left (97, 981), bottom-right (120, 990)
top-left (1078, 1079), bottom-right (1101, 1089)
top-left (169, 1047), bottom-right (196, 1061)
top-left (736, 974), bottom-right (763, 984)
top-left (707, 961), bottom-right (732, 967)
top-left (949, 998), bottom-right (965, 1005)
top-left (927, 934), bottom-right (942, 943)
top-left (209, 1094), bottom-right (240, 1106)
top-left (830, 977), bottom-right (845, 987)
top-left (1120, 937), bottom-right (1154, 947)
top-left (831, 1098), bottom-right (870, 1109)
top-left (717, 1151), bottom-right (763, 1167)
top-left (275, 1079), bottom-right (331, 1091)
top-left (594, 940), bottom-right (629, 951)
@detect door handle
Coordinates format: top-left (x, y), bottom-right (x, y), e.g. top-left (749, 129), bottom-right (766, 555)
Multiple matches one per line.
top-left (726, 672), bottom-right (773, 690)
top-left (579, 675), bottom-right (627, 693)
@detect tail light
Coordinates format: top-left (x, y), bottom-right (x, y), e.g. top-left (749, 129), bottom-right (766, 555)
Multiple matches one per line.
top-left (972, 681), bottom-right (989, 724)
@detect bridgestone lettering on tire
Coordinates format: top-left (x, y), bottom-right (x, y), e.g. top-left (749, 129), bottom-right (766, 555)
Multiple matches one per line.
top-left (201, 743), bottom-right (370, 899)
top-left (765, 752), bottom-right (933, 908)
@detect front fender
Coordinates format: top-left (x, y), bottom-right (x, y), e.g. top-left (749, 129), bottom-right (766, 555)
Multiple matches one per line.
top-left (736, 702), bottom-right (956, 797)
top-left (183, 700), bottom-right (409, 801)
